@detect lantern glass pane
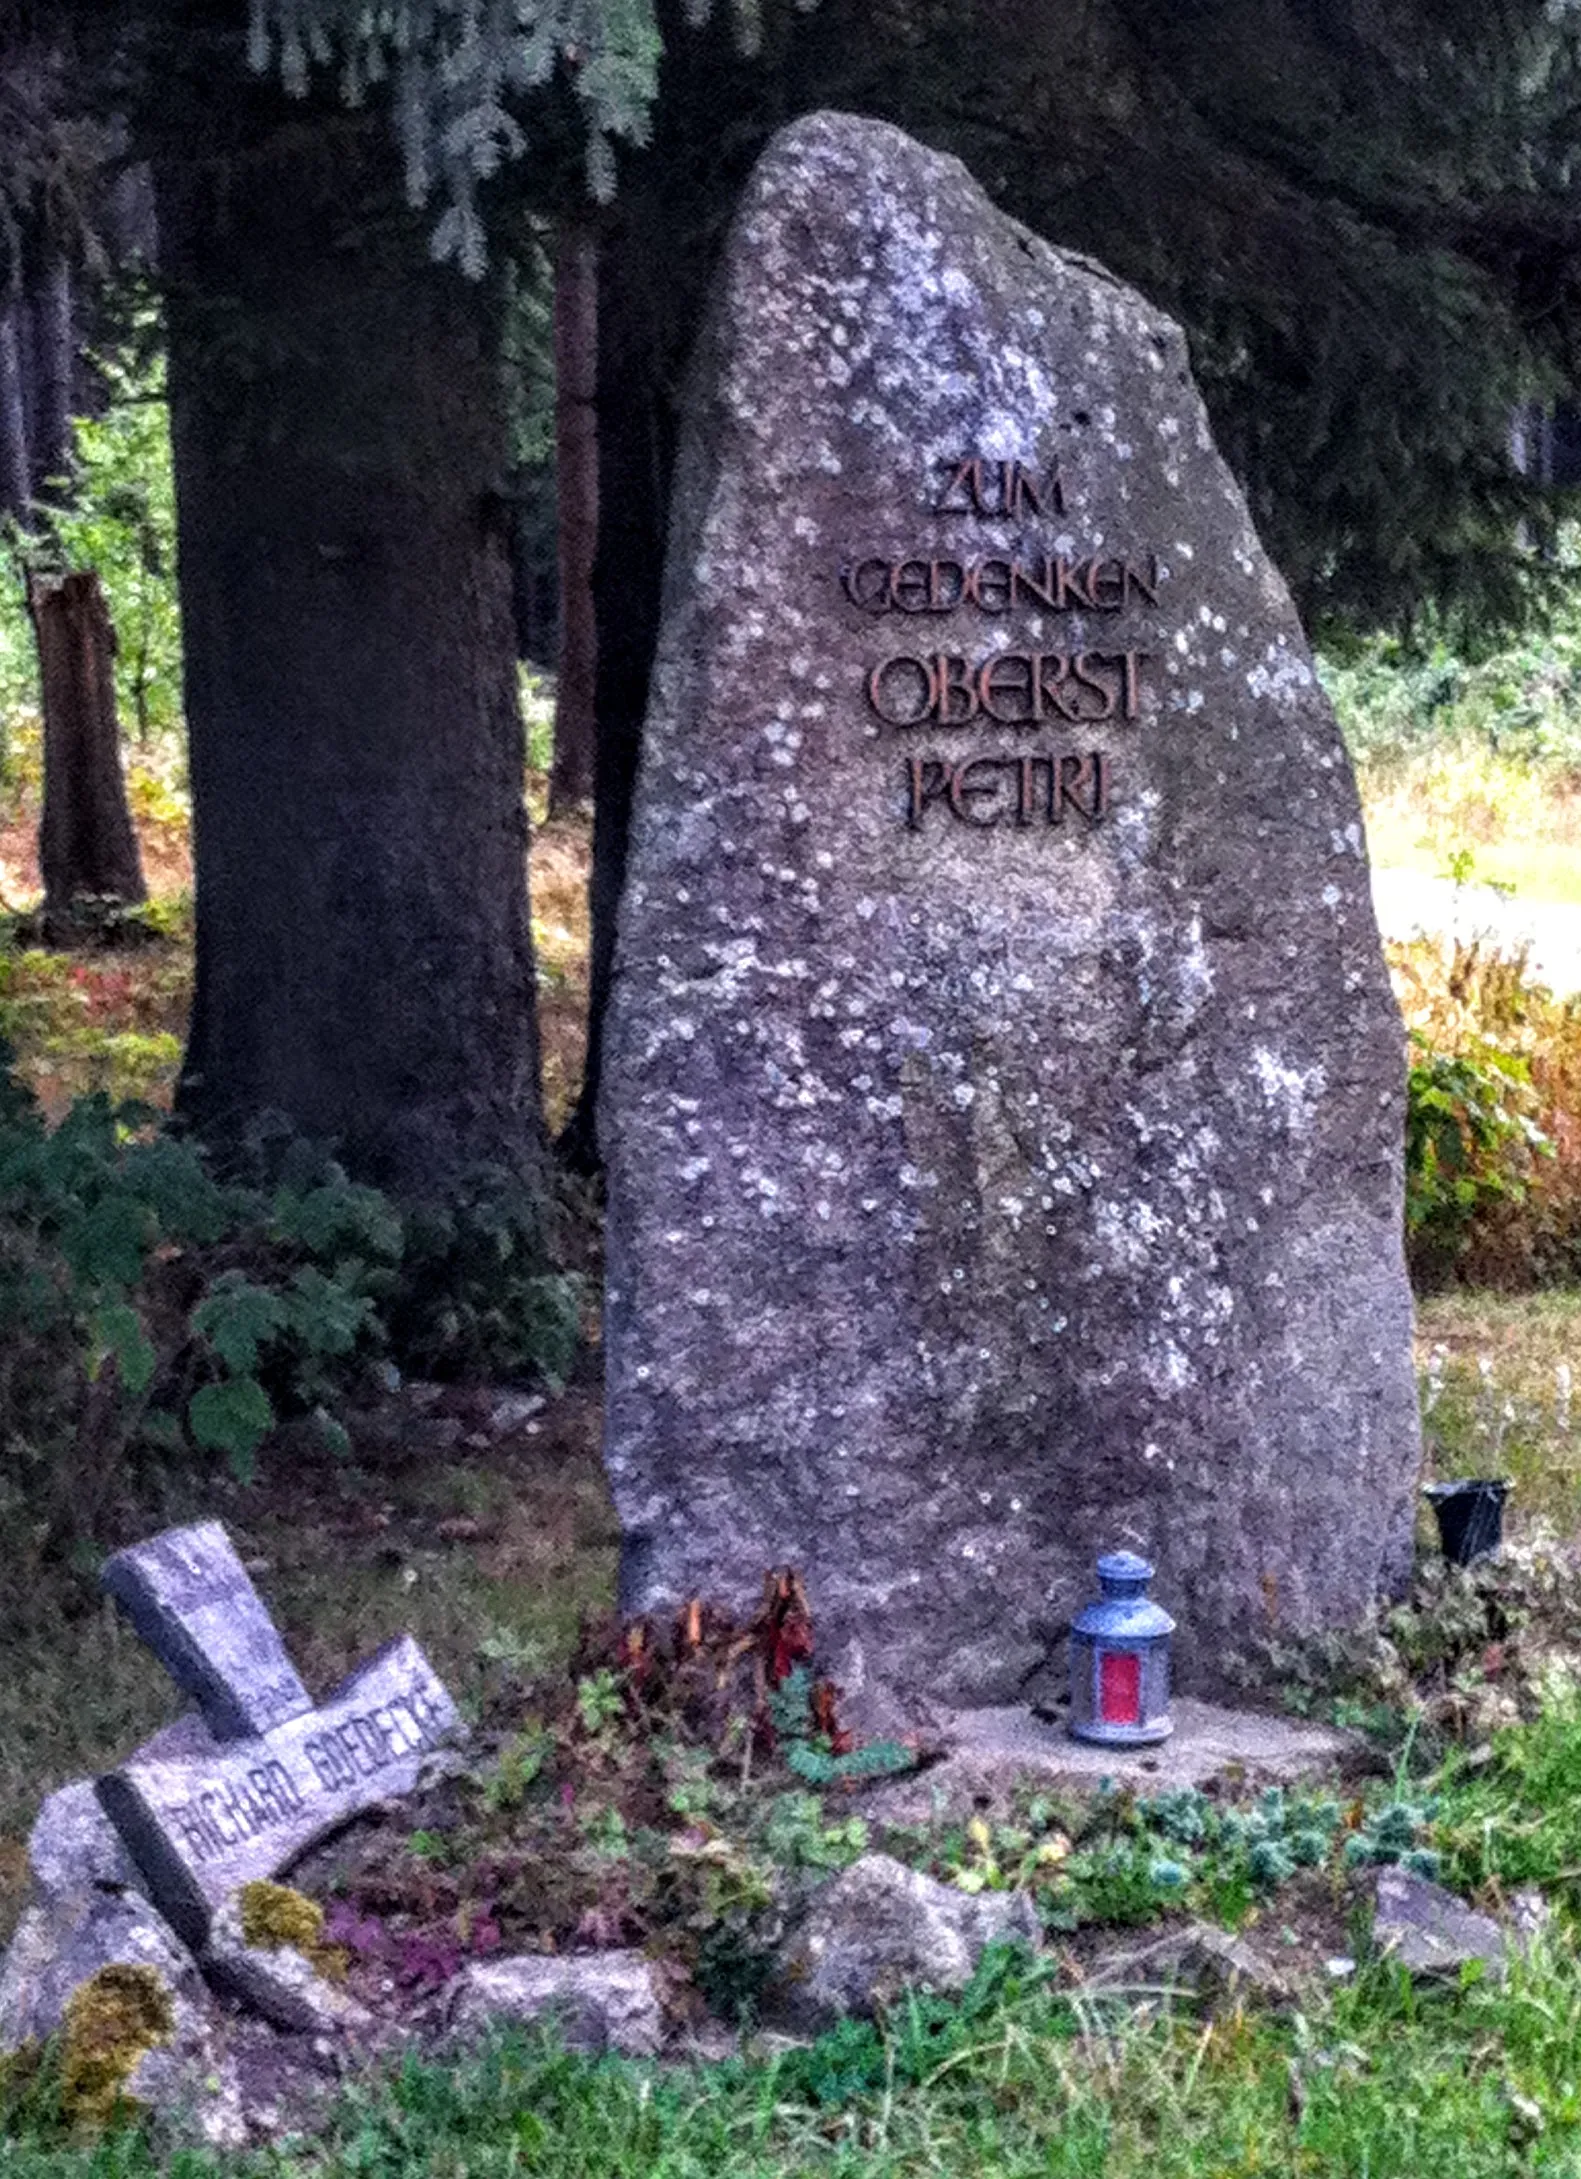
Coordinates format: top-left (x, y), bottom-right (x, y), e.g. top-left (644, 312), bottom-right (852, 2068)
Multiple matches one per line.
top-left (1099, 1649), bottom-right (1141, 1726)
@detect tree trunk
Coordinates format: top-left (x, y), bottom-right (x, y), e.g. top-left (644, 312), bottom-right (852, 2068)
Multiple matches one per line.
top-left (548, 224), bottom-right (598, 816)
top-left (27, 251), bottom-right (74, 502)
top-left (30, 567), bottom-right (146, 913)
top-left (0, 302), bottom-right (30, 522)
top-left (557, 200), bottom-right (680, 1172)
top-left (155, 112), bottom-right (544, 1189)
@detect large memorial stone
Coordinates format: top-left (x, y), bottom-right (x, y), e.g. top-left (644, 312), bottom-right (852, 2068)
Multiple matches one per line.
top-left (97, 1635), bottom-right (458, 1947)
top-left (601, 111), bottom-right (1422, 1710)
top-left (102, 1521), bottom-right (313, 1740)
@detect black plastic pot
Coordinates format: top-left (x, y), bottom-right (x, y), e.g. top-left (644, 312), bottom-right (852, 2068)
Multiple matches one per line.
top-left (1423, 1479), bottom-right (1511, 1566)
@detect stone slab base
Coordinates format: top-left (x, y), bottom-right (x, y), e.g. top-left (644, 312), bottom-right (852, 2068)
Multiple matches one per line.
top-left (864, 1699), bottom-right (1364, 1823)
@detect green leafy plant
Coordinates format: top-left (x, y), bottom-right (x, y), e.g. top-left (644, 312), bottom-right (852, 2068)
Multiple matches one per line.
top-left (765, 1666), bottom-right (912, 1786)
top-left (760, 1791), bottom-right (869, 1871)
top-left (0, 1053), bottom-right (580, 1610)
top-left (0, 297), bottom-right (182, 738)
top-left (1405, 1031), bottom-right (1552, 1280)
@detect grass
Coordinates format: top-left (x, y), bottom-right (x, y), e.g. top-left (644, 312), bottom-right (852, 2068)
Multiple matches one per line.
top-left (1416, 1290), bottom-right (1581, 1531)
top-left (1359, 746), bottom-right (1581, 906)
top-left (4, 1939), bottom-right (1581, 2173)
top-left (1325, 591), bottom-right (1581, 911)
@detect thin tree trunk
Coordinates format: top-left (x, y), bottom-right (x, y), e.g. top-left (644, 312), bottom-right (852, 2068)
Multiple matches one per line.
top-left (557, 205), bottom-right (677, 1173)
top-left (0, 302), bottom-right (30, 523)
top-left (156, 112), bottom-right (545, 1190)
top-left (548, 225), bottom-right (598, 816)
top-left (30, 567), bottom-right (146, 913)
top-left (28, 251), bottom-right (73, 502)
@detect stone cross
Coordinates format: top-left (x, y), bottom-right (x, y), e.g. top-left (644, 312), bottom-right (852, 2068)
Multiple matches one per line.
top-left (101, 1520), bottom-right (313, 1741)
top-left (97, 1522), bottom-right (459, 1946)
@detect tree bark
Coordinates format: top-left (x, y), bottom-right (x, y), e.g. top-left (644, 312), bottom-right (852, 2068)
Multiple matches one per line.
top-left (0, 302), bottom-right (30, 522)
top-left (27, 250), bottom-right (74, 502)
top-left (557, 197), bottom-right (683, 1173)
top-left (548, 224), bottom-right (598, 815)
top-left (156, 112), bottom-right (544, 1189)
top-left (30, 567), bottom-right (146, 913)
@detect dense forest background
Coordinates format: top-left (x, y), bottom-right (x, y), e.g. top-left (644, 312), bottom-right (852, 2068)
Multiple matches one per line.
top-left (3, 0), bottom-right (1581, 1545)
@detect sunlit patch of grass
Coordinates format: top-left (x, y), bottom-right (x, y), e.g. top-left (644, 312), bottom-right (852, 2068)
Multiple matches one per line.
top-left (1362, 745), bottom-right (1581, 905)
top-left (1416, 1289), bottom-right (1581, 1533)
top-left (532, 811), bottom-right (592, 1136)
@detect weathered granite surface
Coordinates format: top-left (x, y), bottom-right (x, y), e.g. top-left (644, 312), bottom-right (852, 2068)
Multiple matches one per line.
top-left (203, 1893), bottom-right (377, 2039)
top-left (601, 110), bottom-right (1421, 1708)
top-left (102, 1521), bottom-right (313, 1741)
top-left (441, 1952), bottom-right (664, 2057)
top-left (98, 1636), bottom-right (460, 1946)
top-left (28, 1781), bottom-right (145, 1900)
top-left (1373, 1866), bottom-right (1506, 1979)
top-left (0, 1889), bottom-right (204, 2054)
top-left (768, 1854), bottom-right (1040, 2029)
top-left (858, 1699), bottom-right (1363, 1823)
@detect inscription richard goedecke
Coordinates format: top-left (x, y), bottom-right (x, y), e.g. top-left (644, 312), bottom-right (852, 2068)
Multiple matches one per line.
top-left (844, 452), bottom-right (1163, 832)
top-left (97, 1634), bottom-right (459, 1944)
top-left (161, 1677), bottom-right (451, 1865)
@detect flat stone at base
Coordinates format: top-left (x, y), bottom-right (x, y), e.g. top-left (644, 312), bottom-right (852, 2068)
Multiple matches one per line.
top-left (861, 1699), bottom-right (1360, 1822)
top-left (98, 1636), bottom-right (460, 1948)
top-left (442, 1952), bottom-right (663, 2057)
top-left (1373, 1866), bottom-right (1506, 1979)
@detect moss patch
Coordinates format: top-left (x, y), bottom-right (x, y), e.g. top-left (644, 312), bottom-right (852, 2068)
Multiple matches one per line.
top-left (237, 1881), bottom-right (346, 1980)
top-left (59, 1963), bottom-right (174, 2131)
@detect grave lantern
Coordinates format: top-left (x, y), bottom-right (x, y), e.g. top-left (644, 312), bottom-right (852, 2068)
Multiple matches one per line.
top-left (1068, 1551), bottom-right (1174, 1746)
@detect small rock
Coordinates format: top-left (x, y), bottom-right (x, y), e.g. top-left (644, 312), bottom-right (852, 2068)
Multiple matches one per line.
top-left (443, 1951), bottom-right (663, 2057)
top-left (1373, 1866), bottom-right (1506, 1979)
top-left (768, 1853), bottom-right (1040, 2030)
top-left (28, 1782), bottom-right (144, 1901)
top-left (203, 1892), bottom-right (377, 2039)
top-left (1508, 1887), bottom-right (1553, 1945)
top-left (486, 1390), bottom-right (545, 1434)
top-left (1085, 1921), bottom-right (1292, 2007)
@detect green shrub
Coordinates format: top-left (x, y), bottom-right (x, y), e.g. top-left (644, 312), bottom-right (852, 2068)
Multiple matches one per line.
top-left (1404, 1030), bottom-right (1552, 1285)
top-left (1392, 939), bottom-right (1581, 1288)
top-left (0, 1049), bottom-right (580, 1620)
top-left (0, 299), bottom-right (181, 743)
